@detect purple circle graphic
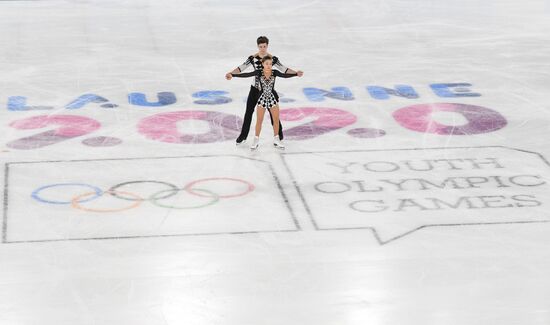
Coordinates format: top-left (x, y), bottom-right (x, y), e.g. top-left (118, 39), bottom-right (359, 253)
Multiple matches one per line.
top-left (392, 103), bottom-right (507, 135)
top-left (347, 128), bottom-right (386, 138)
top-left (82, 136), bottom-right (122, 147)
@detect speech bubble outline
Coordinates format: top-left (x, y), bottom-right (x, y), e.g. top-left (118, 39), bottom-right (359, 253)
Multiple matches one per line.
top-left (281, 146), bottom-right (550, 245)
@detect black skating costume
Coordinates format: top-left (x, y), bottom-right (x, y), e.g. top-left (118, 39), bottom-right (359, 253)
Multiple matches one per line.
top-left (231, 69), bottom-right (298, 110)
top-left (234, 55), bottom-right (290, 142)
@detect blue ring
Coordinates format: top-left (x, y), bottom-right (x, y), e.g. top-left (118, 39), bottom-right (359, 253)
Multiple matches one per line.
top-left (32, 183), bottom-right (103, 205)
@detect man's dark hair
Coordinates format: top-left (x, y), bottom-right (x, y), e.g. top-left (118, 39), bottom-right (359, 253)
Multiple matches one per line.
top-left (257, 36), bottom-right (269, 45)
top-left (261, 55), bottom-right (273, 63)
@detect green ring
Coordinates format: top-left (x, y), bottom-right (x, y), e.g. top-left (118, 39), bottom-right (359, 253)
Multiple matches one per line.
top-left (149, 188), bottom-right (219, 209)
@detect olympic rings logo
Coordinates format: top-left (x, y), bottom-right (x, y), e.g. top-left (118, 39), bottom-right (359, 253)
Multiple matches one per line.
top-left (31, 178), bottom-right (255, 213)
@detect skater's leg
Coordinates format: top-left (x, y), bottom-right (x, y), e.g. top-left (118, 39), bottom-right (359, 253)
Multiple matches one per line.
top-left (250, 106), bottom-right (265, 150)
top-left (255, 106), bottom-right (265, 137)
top-left (270, 90), bottom-right (284, 140)
top-left (278, 120), bottom-right (284, 140)
top-left (267, 109), bottom-right (284, 140)
top-left (237, 86), bottom-right (260, 143)
top-left (271, 106), bottom-right (280, 136)
top-left (271, 105), bottom-right (285, 149)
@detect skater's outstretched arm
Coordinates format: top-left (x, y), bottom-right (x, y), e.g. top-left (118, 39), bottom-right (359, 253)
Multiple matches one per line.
top-left (273, 56), bottom-right (304, 77)
top-left (225, 56), bottom-right (254, 80)
top-left (231, 70), bottom-right (260, 78)
top-left (273, 70), bottom-right (299, 78)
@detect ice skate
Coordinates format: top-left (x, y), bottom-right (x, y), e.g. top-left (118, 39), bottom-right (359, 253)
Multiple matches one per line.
top-left (250, 136), bottom-right (260, 150)
top-left (236, 137), bottom-right (246, 146)
top-left (273, 136), bottom-right (285, 149)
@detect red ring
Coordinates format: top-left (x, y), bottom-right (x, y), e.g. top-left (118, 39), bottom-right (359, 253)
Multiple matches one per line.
top-left (184, 177), bottom-right (255, 198)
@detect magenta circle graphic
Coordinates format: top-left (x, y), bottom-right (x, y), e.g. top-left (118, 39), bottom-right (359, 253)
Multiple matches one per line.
top-left (7, 114), bottom-right (102, 150)
top-left (392, 103), bottom-right (507, 135)
top-left (82, 136), bottom-right (122, 147)
top-left (137, 111), bottom-right (242, 144)
top-left (279, 107), bottom-right (357, 140)
top-left (347, 128), bottom-right (386, 138)
top-left (9, 115), bottom-right (100, 137)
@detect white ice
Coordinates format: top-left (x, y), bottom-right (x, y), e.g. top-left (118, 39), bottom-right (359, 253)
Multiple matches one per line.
top-left (0, 0), bottom-right (550, 324)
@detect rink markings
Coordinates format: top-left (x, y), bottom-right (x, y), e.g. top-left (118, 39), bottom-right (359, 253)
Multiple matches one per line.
top-left (3, 229), bottom-right (300, 244)
top-left (2, 154), bottom-right (300, 243)
top-left (318, 220), bottom-right (550, 245)
top-left (281, 145), bottom-right (550, 245)
top-left (3, 147), bottom-right (549, 244)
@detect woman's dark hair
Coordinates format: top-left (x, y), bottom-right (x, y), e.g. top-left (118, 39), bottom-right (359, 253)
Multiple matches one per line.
top-left (257, 36), bottom-right (269, 45)
top-left (261, 55), bottom-right (273, 63)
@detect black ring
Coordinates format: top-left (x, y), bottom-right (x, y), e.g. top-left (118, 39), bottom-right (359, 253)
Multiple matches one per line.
top-left (108, 181), bottom-right (179, 201)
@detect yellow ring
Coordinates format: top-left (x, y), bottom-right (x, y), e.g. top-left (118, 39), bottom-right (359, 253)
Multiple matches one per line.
top-left (71, 190), bottom-right (143, 213)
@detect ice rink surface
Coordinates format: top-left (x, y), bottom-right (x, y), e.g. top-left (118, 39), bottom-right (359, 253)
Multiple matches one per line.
top-left (1, 0), bottom-right (549, 324)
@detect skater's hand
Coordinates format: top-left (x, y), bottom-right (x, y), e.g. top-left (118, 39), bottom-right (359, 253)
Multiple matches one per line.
top-left (225, 72), bottom-right (233, 80)
top-left (297, 70), bottom-right (304, 77)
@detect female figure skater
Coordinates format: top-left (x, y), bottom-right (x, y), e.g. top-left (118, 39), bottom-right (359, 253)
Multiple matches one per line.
top-left (226, 36), bottom-right (303, 145)
top-left (230, 55), bottom-right (300, 150)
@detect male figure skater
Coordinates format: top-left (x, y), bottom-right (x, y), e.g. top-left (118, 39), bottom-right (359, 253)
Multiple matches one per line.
top-left (230, 55), bottom-right (301, 150)
top-left (226, 36), bottom-right (303, 145)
